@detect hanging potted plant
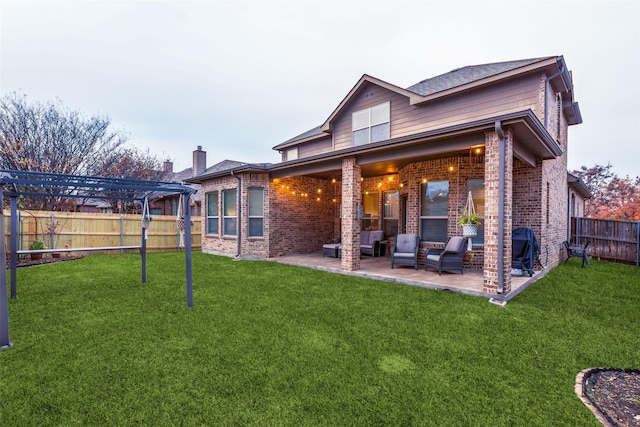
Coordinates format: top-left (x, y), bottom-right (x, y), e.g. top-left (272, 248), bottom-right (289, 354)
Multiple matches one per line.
top-left (458, 191), bottom-right (481, 237)
top-left (457, 210), bottom-right (481, 236)
top-left (142, 215), bottom-right (152, 229)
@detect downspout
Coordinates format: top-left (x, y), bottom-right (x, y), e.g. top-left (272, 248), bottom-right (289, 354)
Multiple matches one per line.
top-left (496, 121), bottom-right (505, 294)
top-left (544, 64), bottom-right (565, 128)
top-left (231, 170), bottom-right (242, 258)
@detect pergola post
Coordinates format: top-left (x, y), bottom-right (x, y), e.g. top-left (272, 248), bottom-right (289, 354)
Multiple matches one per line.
top-left (10, 196), bottom-right (18, 299)
top-left (0, 189), bottom-right (13, 349)
top-left (184, 193), bottom-right (193, 308)
top-left (141, 227), bottom-right (147, 284)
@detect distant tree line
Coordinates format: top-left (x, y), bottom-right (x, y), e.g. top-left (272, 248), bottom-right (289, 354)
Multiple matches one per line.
top-left (572, 163), bottom-right (640, 221)
top-left (0, 92), bottom-right (167, 212)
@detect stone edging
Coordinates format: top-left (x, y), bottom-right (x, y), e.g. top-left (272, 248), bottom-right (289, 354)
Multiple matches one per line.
top-left (575, 368), bottom-right (616, 427)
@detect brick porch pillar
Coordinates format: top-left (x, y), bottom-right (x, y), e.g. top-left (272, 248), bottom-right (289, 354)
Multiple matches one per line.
top-left (341, 157), bottom-right (361, 271)
top-left (483, 128), bottom-right (513, 294)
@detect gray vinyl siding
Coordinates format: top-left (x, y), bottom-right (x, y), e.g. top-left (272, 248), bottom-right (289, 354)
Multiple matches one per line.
top-left (328, 75), bottom-right (542, 152)
top-left (298, 137), bottom-right (333, 158)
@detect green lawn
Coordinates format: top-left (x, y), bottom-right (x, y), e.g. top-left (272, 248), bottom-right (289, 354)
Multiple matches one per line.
top-left (1, 252), bottom-right (638, 426)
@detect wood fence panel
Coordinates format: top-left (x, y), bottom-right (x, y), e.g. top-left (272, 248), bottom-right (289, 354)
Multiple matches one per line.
top-left (572, 217), bottom-right (639, 266)
top-left (3, 210), bottom-right (201, 256)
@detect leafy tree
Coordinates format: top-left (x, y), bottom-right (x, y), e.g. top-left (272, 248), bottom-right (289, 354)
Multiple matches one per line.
top-left (0, 92), bottom-right (165, 212)
top-left (572, 163), bottom-right (640, 220)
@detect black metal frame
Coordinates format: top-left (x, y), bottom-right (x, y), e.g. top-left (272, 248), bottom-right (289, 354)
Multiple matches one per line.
top-left (0, 170), bottom-right (197, 350)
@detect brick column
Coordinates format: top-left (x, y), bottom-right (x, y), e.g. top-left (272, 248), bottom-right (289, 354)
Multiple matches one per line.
top-left (341, 157), bottom-right (361, 271)
top-left (483, 129), bottom-right (513, 294)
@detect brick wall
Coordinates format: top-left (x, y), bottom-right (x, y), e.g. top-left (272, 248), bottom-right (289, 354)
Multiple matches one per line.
top-left (268, 175), bottom-right (336, 257)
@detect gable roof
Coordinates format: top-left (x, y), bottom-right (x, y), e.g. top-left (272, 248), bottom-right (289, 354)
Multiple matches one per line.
top-left (273, 55), bottom-right (575, 151)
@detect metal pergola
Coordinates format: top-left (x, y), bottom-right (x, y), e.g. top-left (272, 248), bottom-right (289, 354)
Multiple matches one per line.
top-left (0, 170), bottom-right (197, 349)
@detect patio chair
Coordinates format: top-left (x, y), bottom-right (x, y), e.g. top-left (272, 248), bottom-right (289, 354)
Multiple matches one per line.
top-left (563, 240), bottom-right (590, 267)
top-left (360, 230), bottom-right (384, 257)
top-left (425, 236), bottom-right (468, 275)
top-left (390, 234), bottom-right (419, 269)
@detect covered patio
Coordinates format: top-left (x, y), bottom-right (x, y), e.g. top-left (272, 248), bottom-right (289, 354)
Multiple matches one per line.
top-left (270, 251), bottom-right (543, 301)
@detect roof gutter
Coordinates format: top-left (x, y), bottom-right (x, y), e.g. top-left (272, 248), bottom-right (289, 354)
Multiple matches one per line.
top-left (496, 121), bottom-right (505, 295)
top-left (230, 170), bottom-right (242, 258)
top-left (544, 62), bottom-right (566, 128)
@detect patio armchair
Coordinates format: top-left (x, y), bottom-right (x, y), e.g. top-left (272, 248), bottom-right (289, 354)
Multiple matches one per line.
top-left (360, 230), bottom-right (384, 257)
top-left (390, 234), bottom-right (419, 269)
top-left (563, 240), bottom-right (590, 267)
top-left (425, 236), bottom-right (468, 275)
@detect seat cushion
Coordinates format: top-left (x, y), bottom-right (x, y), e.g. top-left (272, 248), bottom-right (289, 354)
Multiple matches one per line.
top-left (394, 252), bottom-right (415, 258)
top-left (426, 254), bottom-right (441, 262)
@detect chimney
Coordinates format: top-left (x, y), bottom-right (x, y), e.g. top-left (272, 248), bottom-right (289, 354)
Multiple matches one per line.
top-left (163, 160), bottom-right (173, 173)
top-left (193, 145), bottom-right (206, 177)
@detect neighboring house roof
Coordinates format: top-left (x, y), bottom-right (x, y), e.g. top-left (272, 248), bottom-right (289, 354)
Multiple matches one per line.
top-left (273, 55), bottom-right (580, 151)
top-left (186, 161), bottom-right (271, 184)
top-left (567, 172), bottom-right (592, 199)
top-left (76, 197), bottom-right (112, 209)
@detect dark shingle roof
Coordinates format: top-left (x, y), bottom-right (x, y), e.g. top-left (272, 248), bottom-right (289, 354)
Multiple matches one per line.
top-left (406, 57), bottom-right (554, 96)
top-left (202, 159), bottom-right (247, 175)
top-left (280, 125), bottom-right (324, 146)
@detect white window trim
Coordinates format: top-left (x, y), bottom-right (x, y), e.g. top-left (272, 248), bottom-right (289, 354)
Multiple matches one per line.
top-left (206, 191), bottom-right (219, 235)
top-left (248, 187), bottom-right (264, 238)
top-left (352, 101), bottom-right (390, 146)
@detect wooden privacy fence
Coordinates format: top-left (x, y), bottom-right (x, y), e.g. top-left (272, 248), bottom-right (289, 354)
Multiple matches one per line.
top-left (2, 210), bottom-right (202, 256)
top-left (571, 217), bottom-right (639, 266)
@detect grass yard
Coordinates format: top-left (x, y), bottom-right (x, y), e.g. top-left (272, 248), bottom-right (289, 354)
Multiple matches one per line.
top-left (1, 252), bottom-right (638, 426)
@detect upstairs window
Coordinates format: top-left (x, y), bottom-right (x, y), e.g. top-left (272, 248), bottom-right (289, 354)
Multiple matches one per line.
top-left (287, 147), bottom-right (298, 161)
top-left (352, 102), bottom-right (390, 146)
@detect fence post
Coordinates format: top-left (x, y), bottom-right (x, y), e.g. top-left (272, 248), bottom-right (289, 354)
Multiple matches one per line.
top-left (49, 212), bottom-right (55, 250)
top-left (636, 221), bottom-right (640, 267)
top-left (120, 215), bottom-right (125, 254)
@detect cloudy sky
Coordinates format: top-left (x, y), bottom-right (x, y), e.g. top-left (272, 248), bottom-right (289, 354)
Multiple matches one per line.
top-left (1, 0), bottom-right (639, 178)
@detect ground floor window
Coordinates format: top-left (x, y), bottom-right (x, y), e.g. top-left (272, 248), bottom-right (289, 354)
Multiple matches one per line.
top-left (420, 181), bottom-right (449, 242)
top-left (248, 187), bottom-right (264, 237)
top-left (467, 179), bottom-right (485, 244)
top-left (223, 189), bottom-right (237, 236)
top-left (383, 190), bottom-right (398, 238)
top-left (206, 191), bottom-right (219, 235)
top-left (362, 191), bottom-right (379, 230)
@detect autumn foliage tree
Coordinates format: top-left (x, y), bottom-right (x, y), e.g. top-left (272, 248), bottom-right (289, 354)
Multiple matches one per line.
top-left (0, 92), bottom-right (165, 212)
top-left (572, 163), bottom-right (640, 221)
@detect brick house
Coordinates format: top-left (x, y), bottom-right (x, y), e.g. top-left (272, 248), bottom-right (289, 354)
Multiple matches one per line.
top-left (187, 56), bottom-right (582, 296)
